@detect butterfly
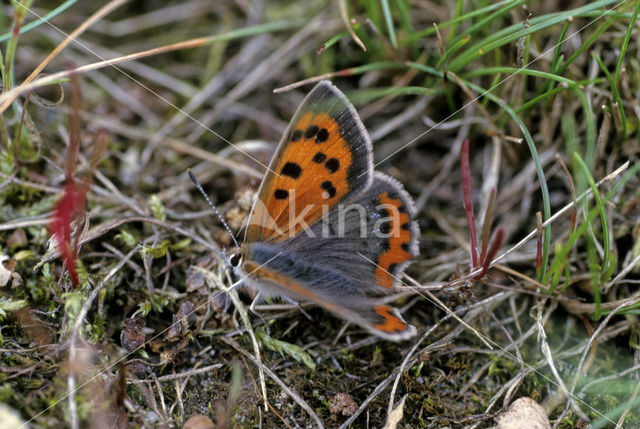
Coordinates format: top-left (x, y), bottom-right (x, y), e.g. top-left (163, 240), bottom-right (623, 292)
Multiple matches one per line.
top-left (228, 81), bottom-right (419, 341)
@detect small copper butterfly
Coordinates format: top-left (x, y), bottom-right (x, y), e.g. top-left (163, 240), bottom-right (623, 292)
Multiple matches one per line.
top-left (228, 81), bottom-right (419, 341)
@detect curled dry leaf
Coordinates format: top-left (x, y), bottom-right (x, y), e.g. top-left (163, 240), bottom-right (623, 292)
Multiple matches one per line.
top-left (185, 271), bottom-right (205, 293)
top-left (329, 392), bottom-right (358, 417)
top-left (120, 317), bottom-right (146, 352)
top-left (159, 348), bottom-right (178, 365)
top-left (495, 397), bottom-right (551, 429)
top-left (167, 302), bottom-right (197, 341)
top-left (383, 395), bottom-right (407, 429)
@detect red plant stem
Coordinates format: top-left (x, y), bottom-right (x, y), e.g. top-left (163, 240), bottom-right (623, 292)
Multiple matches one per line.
top-left (48, 73), bottom-right (92, 287)
top-left (476, 227), bottom-right (505, 280)
top-left (461, 139), bottom-right (478, 268)
top-left (49, 180), bottom-right (87, 286)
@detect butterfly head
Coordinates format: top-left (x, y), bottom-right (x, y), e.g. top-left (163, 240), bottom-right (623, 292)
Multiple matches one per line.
top-left (228, 249), bottom-right (243, 268)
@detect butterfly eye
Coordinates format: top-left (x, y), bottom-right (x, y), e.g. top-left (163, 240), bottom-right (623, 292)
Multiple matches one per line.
top-left (229, 253), bottom-right (241, 267)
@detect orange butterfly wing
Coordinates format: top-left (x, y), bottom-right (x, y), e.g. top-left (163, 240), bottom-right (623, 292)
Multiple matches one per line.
top-left (245, 81), bottom-right (373, 243)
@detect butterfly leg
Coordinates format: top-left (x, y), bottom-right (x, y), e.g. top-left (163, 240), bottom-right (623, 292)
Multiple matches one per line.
top-left (282, 296), bottom-right (313, 321)
top-left (249, 292), bottom-right (263, 314)
top-left (249, 293), bottom-right (271, 336)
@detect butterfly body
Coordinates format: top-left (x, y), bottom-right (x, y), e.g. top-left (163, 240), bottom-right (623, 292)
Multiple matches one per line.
top-left (231, 81), bottom-right (419, 341)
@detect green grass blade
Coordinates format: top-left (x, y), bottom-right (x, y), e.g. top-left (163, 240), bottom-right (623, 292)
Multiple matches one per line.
top-left (592, 51), bottom-right (627, 135)
top-left (516, 78), bottom-right (606, 114)
top-left (462, 66), bottom-right (576, 85)
top-left (448, 0), bottom-right (465, 41)
top-left (614, 1), bottom-right (640, 88)
top-left (543, 162), bottom-right (637, 294)
top-left (572, 88), bottom-right (597, 172)
top-left (541, 17), bottom-right (570, 109)
top-left (403, 0), bottom-right (520, 45)
top-left (573, 153), bottom-right (612, 280)
top-left (436, 35), bottom-right (470, 70)
top-left (318, 31), bottom-right (350, 53)
top-left (556, 16), bottom-right (615, 75)
top-left (380, 0), bottom-right (397, 48)
top-left (0, 0), bottom-right (79, 43)
top-left (393, 0), bottom-right (414, 34)
top-left (448, 0), bottom-right (619, 72)
top-left (448, 0), bottom-right (524, 48)
top-left (347, 85), bottom-right (437, 103)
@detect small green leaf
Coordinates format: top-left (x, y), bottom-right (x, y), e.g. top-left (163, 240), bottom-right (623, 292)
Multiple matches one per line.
top-left (140, 241), bottom-right (169, 259)
top-left (75, 259), bottom-right (89, 286)
top-left (150, 194), bottom-right (166, 221)
top-left (488, 359), bottom-right (500, 376)
top-left (170, 238), bottom-right (191, 251)
top-left (115, 229), bottom-right (137, 248)
top-left (0, 297), bottom-right (28, 319)
top-left (61, 291), bottom-right (87, 323)
top-left (256, 328), bottom-right (316, 370)
top-left (13, 250), bottom-right (34, 261)
top-left (133, 300), bottom-right (152, 318)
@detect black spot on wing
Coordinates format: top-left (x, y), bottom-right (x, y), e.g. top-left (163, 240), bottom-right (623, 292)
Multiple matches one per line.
top-left (290, 129), bottom-right (303, 142)
top-left (274, 189), bottom-right (289, 199)
top-left (315, 128), bottom-right (329, 143)
top-left (381, 239), bottom-right (390, 252)
top-left (321, 181), bottom-right (336, 199)
top-left (281, 162), bottom-right (302, 179)
top-left (304, 125), bottom-right (319, 139)
top-left (325, 158), bottom-right (340, 173)
top-left (313, 152), bottom-right (326, 163)
top-left (388, 263), bottom-right (398, 274)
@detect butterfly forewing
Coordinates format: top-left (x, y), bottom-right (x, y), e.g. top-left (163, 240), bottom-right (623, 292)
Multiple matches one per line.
top-left (245, 81), bottom-right (373, 243)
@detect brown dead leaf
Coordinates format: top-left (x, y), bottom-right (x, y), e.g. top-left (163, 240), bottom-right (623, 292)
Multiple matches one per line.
top-left (383, 395), bottom-right (407, 429)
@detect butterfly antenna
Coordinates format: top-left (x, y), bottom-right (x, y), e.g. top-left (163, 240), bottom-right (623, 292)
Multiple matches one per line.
top-left (187, 169), bottom-right (240, 249)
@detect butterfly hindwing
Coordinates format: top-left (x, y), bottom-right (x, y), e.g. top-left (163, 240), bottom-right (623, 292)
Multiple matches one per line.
top-left (245, 81), bottom-right (373, 243)
top-left (363, 173), bottom-right (420, 289)
top-left (297, 172), bottom-right (419, 290)
top-left (241, 256), bottom-right (416, 341)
